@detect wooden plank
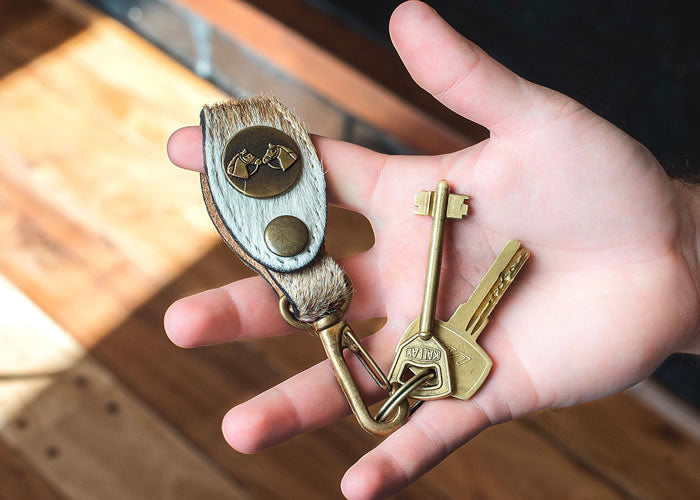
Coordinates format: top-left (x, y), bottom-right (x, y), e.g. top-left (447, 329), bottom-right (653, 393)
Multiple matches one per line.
top-left (0, 274), bottom-right (83, 426)
top-left (0, 1), bottom-right (47, 34)
top-left (0, 166), bottom-right (158, 345)
top-left (527, 394), bottom-right (700, 498)
top-left (425, 420), bottom-right (622, 499)
top-left (3, 358), bottom-right (247, 500)
top-left (174, 0), bottom-right (471, 155)
top-left (0, 13), bottom-right (221, 280)
top-left (0, 276), bottom-right (246, 499)
top-left (0, 1), bottom-right (85, 62)
top-left (0, 2), bottom-right (224, 344)
top-left (0, 57), bottom-right (381, 499)
top-left (629, 380), bottom-right (700, 443)
top-left (0, 439), bottom-right (62, 500)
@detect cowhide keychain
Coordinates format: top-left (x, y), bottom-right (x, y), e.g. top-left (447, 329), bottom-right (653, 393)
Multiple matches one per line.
top-left (200, 96), bottom-right (409, 435)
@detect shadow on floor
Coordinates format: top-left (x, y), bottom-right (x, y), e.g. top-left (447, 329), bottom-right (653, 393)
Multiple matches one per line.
top-left (0, 0), bottom-right (86, 79)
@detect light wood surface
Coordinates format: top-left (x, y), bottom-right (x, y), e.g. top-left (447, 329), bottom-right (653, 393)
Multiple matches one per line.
top-left (0, 275), bottom-right (246, 499)
top-left (3, 357), bottom-right (247, 500)
top-left (0, 1), bottom-right (698, 498)
top-left (0, 275), bottom-right (83, 426)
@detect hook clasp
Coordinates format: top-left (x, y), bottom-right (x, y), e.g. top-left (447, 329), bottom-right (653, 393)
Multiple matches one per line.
top-left (279, 297), bottom-right (410, 436)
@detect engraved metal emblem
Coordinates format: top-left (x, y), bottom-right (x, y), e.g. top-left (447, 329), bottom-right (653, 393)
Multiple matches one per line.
top-left (222, 126), bottom-right (303, 198)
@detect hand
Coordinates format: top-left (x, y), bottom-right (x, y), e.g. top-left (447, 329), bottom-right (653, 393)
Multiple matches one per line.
top-left (165, 1), bottom-right (700, 498)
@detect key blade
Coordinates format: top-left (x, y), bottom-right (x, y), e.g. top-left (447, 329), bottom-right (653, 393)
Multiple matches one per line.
top-left (447, 240), bottom-right (529, 338)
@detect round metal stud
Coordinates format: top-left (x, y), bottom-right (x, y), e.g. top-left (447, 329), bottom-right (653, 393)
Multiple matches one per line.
top-left (222, 125), bottom-right (303, 198)
top-left (264, 215), bottom-right (309, 257)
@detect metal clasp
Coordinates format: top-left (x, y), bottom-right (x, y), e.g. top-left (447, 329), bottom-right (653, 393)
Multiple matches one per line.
top-left (279, 297), bottom-right (410, 436)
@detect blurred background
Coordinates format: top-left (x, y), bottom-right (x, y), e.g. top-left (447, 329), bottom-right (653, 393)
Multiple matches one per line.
top-left (1, 0), bottom-right (698, 498)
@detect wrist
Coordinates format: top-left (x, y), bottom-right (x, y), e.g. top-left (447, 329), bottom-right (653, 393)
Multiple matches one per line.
top-left (673, 179), bottom-right (700, 354)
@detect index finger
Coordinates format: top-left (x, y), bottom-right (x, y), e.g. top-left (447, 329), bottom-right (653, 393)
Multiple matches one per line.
top-left (166, 126), bottom-right (386, 216)
top-left (166, 126), bottom-right (435, 217)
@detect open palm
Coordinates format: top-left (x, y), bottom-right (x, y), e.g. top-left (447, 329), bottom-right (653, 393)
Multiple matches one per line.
top-left (165, 2), bottom-right (700, 498)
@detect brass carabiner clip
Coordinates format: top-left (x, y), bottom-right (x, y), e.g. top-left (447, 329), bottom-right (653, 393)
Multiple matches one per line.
top-left (280, 297), bottom-right (410, 436)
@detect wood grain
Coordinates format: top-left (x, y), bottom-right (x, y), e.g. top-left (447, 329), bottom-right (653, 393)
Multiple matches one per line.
top-left (0, 5), bottom-right (225, 342)
top-left (0, 439), bottom-right (61, 500)
top-left (0, 6), bottom-right (222, 280)
top-left (0, 164), bottom-right (157, 345)
top-left (527, 394), bottom-right (700, 498)
top-left (3, 357), bottom-right (247, 500)
top-left (0, 275), bottom-right (246, 499)
top-left (426, 420), bottom-right (623, 499)
top-left (0, 275), bottom-right (83, 426)
top-left (0, 1), bottom-right (698, 498)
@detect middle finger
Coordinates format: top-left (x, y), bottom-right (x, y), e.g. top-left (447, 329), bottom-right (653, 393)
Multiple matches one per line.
top-left (164, 253), bottom-right (383, 348)
top-left (221, 323), bottom-right (402, 453)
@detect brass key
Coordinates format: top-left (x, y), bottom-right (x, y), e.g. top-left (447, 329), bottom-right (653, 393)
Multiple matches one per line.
top-left (387, 180), bottom-right (469, 400)
top-left (395, 240), bottom-right (529, 400)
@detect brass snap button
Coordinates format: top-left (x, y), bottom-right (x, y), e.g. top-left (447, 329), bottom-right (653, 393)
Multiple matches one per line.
top-left (222, 125), bottom-right (303, 198)
top-left (264, 215), bottom-right (309, 257)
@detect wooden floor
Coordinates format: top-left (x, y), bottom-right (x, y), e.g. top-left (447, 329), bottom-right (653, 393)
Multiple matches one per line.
top-left (1, 1), bottom-right (699, 498)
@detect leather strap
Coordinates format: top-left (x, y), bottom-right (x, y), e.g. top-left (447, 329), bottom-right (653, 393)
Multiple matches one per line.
top-left (200, 97), bottom-right (352, 322)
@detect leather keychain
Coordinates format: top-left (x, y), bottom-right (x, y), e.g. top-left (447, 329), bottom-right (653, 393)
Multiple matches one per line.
top-left (200, 96), bottom-right (410, 435)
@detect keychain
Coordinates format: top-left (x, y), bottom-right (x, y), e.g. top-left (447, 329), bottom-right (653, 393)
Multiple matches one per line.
top-left (199, 96), bottom-right (529, 436)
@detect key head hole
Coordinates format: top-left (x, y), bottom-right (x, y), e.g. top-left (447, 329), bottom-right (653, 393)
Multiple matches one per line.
top-left (401, 366), bottom-right (438, 387)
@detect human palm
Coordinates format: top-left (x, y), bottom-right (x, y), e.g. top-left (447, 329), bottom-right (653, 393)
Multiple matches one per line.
top-left (165, 2), bottom-right (699, 498)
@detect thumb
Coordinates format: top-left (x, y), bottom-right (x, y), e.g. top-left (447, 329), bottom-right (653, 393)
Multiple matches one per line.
top-left (390, 1), bottom-right (562, 135)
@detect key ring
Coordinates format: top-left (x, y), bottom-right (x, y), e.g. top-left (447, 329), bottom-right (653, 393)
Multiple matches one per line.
top-left (375, 368), bottom-right (434, 422)
top-left (280, 284), bottom-right (412, 435)
top-left (281, 283), bottom-right (438, 428)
